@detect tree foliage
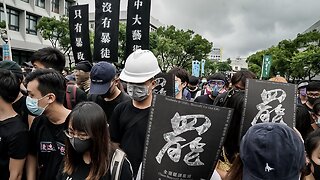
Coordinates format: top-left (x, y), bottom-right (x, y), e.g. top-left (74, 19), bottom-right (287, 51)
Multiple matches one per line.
top-left (247, 30), bottom-right (320, 80)
top-left (150, 25), bottom-right (212, 72)
top-left (37, 16), bottom-right (71, 54)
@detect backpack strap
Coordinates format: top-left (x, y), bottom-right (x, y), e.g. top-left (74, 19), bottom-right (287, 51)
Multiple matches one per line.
top-left (66, 85), bottom-right (77, 109)
top-left (110, 149), bottom-right (126, 180)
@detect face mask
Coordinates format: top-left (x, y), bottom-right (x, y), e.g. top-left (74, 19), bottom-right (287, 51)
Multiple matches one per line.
top-left (308, 97), bottom-right (319, 105)
top-left (175, 82), bottom-right (180, 96)
top-left (127, 83), bottom-right (150, 102)
top-left (26, 96), bottom-right (48, 116)
top-left (311, 159), bottom-right (320, 180)
top-left (69, 137), bottom-right (92, 154)
top-left (101, 83), bottom-right (114, 99)
top-left (211, 85), bottom-right (222, 97)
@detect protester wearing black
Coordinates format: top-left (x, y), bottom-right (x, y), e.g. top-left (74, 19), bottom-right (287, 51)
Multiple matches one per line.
top-left (30, 47), bottom-right (87, 109)
top-left (57, 102), bottom-right (133, 180)
top-left (74, 61), bottom-right (92, 93)
top-left (0, 69), bottom-right (29, 180)
top-left (214, 70), bottom-right (256, 176)
top-left (187, 75), bottom-right (200, 100)
top-left (194, 73), bottom-right (227, 105)
top-left (168, 67), bottom-right (190, 100)
top-left (0, 60), bottom-right (34, 127)
top-left (109, 50), bottom-right (161, 176)
top-left (25, 69), bottom-right (71, 180)
top-left (88, 62), bottom-right (131, 121)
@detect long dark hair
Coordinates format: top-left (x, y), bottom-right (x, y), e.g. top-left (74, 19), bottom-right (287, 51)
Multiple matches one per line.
top-left (63, 102), bottom-right (115, 180)
top-left (225, 154), bottom-right (243, 180)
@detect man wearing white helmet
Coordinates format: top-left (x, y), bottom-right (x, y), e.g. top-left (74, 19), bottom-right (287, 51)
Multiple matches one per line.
top-left (109, 49), bottom-right (161, 176)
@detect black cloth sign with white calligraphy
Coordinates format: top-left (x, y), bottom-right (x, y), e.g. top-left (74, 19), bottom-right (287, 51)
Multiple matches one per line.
top-left (240, 79), bottom-right (297, 137)
top-left (141, 95), bottom-right (233, 180)
top-left (93, 0), bottom-right (120, 63)
top-left (125, 0), bottom-right (151, 58)
top-left (69, 5), bottom-right (92, 63)
top-left (153, 73), bottom-right (175, 98)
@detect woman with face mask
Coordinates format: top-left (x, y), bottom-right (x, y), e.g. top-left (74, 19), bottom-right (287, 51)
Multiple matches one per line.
top-left (305, 129), bottom-right (320, 180)
top-left (57, 102), bottom-right (133, 180)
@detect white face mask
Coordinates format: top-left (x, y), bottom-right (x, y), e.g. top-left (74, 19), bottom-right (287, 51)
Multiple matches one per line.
top-left (127, 83), bottom-right (150, 102)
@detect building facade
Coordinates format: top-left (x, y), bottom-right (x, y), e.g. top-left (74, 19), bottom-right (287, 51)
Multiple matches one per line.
top-left (209, 47), bottom-right (222, 61)
top-left (304, 19), bottom-right (320, 33)
top-left (230, 57), bottom-right (248, 71)
top-left (0, 0), bottom-right (76, 64)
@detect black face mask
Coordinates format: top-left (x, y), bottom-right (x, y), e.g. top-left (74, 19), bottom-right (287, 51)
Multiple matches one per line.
top-left (311, 160), bottom-right (320, 180)
top-left (101, 85), bottom-right (114, 99)
top-left (308, 97), bottom-right (319, 105)
top-left (69, 137), bottom-right (92, 154)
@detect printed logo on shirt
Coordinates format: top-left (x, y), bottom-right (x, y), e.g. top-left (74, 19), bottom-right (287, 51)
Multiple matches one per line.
top-left (40, 142), bottom-right (56, 152)
top-left (57, 142), bottom-right (66, 155)
top-left (40, 141), bottom-right (65, 155)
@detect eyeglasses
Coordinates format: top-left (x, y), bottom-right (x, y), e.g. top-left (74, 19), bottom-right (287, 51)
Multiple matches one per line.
top-left (208, 80), bottom-right (225, 87)
top-left (64, 129), bottom-right (90, 141)
top-left (307, 92), bottom-right (320, 98)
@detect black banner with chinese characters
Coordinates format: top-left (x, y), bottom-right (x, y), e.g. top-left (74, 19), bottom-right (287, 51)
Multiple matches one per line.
top-left (240, 79), bottom-right (297, 137)
top-left (69, 5), bottom-right (92, 63)
top-left (93, 0), bottom-right (120, 63)
top-left (153, 73), bottom-right (175, 97)
top-left (141, 95), bottom-right (233, 180)
top-left (125, 0), bottom-right (151, 58)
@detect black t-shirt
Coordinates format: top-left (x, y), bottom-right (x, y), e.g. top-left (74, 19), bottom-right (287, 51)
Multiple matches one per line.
top-left (194, 94), bottom-right (215, 105)
top-left (29, 115), bottom-right (66, 180)
top-left (109, 100), bottom-right (150, 176)
top-left (12, 96), bottom-right (29, 126)
top-left (56, 155), bottom-right (133, 180)
top-left (0, 115), bottom-right (29, 180)
top-left (88, 91), bottom-right (131, 122)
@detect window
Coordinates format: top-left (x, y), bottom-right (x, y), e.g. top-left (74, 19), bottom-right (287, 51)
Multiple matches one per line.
top-left (51, 0), bottom-right (59, 13)
top-left (26, 14), bottom-right (37, 35)
top-left (36, 0), bottom-right (45, 8)
top-left (21, 0), bottom-right (29, 3)
top-left (65, 1), bottom-right (72, 15)
top-left (0, 7), bottom-right (20, 31)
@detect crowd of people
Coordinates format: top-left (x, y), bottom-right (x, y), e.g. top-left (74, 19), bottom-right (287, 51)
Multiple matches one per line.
top-left (0, 47), bottom-right (320, 180)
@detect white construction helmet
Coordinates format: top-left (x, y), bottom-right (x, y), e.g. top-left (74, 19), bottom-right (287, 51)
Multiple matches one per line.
top-left (120, 49), bottom-right (161, 83)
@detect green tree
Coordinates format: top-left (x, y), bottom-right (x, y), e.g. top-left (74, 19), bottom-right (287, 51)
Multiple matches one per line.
top-left (247, 30), bottom-right (320, 80)
top-left (37, 16), bottom-right (71, 55)
top-left (151, 25), bottom-right (212, 72)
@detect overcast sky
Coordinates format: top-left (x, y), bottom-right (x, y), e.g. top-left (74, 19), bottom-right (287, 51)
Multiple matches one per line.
top-left (78, 0), bottom-right (320, 59)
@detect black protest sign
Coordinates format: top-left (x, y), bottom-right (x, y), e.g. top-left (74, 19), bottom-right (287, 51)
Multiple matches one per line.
top-left (125, 0), bottom-right (151, 58)
top-left (93, 0), bottom-right (120, 63)
top-left (241, 79), bottom-right (297, 136)
top-left (141, 95), bottom-right (233, 180)
top-left (69, 5), bottom-right (92, 63)
top-left (153, 73), bottom-right (175, 97)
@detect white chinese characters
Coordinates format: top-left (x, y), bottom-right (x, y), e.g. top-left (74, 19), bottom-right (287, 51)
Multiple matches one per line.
top-left (251, 89), bottom-right (287, 125)
top-left (156, 113), bottom-right (211, 166)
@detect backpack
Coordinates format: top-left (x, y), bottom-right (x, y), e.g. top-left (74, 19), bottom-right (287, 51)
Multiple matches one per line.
top-left (110, 149), bottom-right (126, 180)
top-left (66, 84), bottom-right (77, 110)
